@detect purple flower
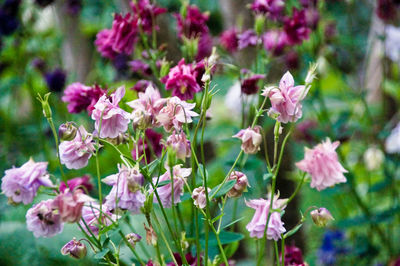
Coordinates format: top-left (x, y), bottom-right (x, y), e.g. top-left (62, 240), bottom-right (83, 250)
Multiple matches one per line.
top-left (59, 175), bottom-right (93, 194)
top-left (45, 68), bottom-right (66, 92)
top-left (220, 28), bottom-right (239, 53)
top-left (103, 165), bottom-right (145, 213)
top-left (26, 199), bottom-right (64, 238)
top-left (161, 59), bottom-right (202, 100)
top-left (305, 8), bottom-right (319, 30)
top-left (79, 203), bottom-right (117, 236)
top-left (62, 83), bottom-right (106, 114)
top-left (227, 171), bottom-right (249, 198)
top-left (53, 189), bottom-right (93, 223)
top-left (241, 72), bottom-right (265, 95)
top-left (129, 60), bottom-right (152, 76)
top-left (284, 9), bottom-right (311, 45)
top-left (132, 80), bottom-right (154, 93)
top-left (262, 30), bottom-right (288, 55)
top-left (281, 245), bottom-right (306, 266)
top-left (238, 29), bottom-right (260, 50)
top-left (130, 0), bottom-right (166, 34)
top-left (250, 0), bottom-right (285, 20)
top-left (132, 129), bottom-right (163, 161)
top-left (61, 238), bottom-right (87, 259)
top-left (59, 126), bottom-right (95, 170)
top-left (196, 32), bottom-right (213, 61)
top-left (165, 131), bottom-right (191, 161)
top-left (192, 186), bottom-right (210, 209)
top-left (377, 0), bottom-right (397, 22)
top-left (233, 126), bottom-right (263, 154)
top-left (91, 86), bottom-right (131, 138)
top-left (95, 29), bottom-right (118, 59)
top-left (175, 5), bottom-right (209, 38)
top-left (1, 159), bottom-right (52, 205)
top-left (285, 51), bottom-right (300, 70)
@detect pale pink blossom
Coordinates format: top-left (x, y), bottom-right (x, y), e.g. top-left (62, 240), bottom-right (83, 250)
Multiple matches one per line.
top-left (262, 71), bottom-right (307, 123)
top-left (59, 126), bottom-right (95, 170)
top-left (233, 126), bottom-right (262, 154)
top-left (296, 138), bottom-right (347, 191)
top-left (53, 189), bottom-right (94, 223)
top-left (227, 171), bottom-right (249, 198)
top-left (61, 238), bottom-right (87, 259)
top-left (165, 131), bottom-right (191, 161)
top-left (192, 186), bottom-right (210, 209)
top-left (79, 203), bottom-right (117, 236)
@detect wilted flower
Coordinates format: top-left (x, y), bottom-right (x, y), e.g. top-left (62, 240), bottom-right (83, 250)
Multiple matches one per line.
top-left (62, 83), bottom-right (106, 114)
top-left (59, 125), bottom-right (95, 170)
top-left (262, 71), bottom-right (307, 123)
top-left (58, 122), bottom-right (77, 141)
top-left (45, 68), bottom-right (66, 92)
top-left (59, 175), bottom-right (93, 194)
top-left (233, 126), bottom-right (262, 154)
top-left (144, 223), bottom-right (157, 246)
top-left (79, 203), bottom-right (117, 236)
top-left (284, 9), bottom-right (311, 45)
top-left (238, 29), bottom-right (260, 49)
top-left (241, 72), bottom-right (266, 95)
top-left (103, 164), bottom-right (145, 213)
top-left (165, 131), bottom-right (191, 161)
top-left (192, 186), bottom-right (210, 209)
top-left (61, 238), bottom-right (87, 259)
top-left (227, 171), bottom-right (249, 198)
top-left (296, 138), bottom-right (347, 191)
top-left (262, 30), bottom-right (288, 56)
top-left (126, 233), bottom-right (142, 248)
top-left (363, 146), bottom-right (384, 171)
top-left (1, 159), bottom-right (52, 205)
top-left (385, 122), bottom-right (400, 154)
top-left (130, 0), bottom-right (166, 34)
top-left (310, 207), bottom-right (334, 227)
top-left (250, 0), bottom-right (285, 20)
top-left (26, 199), bottom-right (64, 238)
top-left (281, 245), bottom-right (306, 266)
top-left (152, 165), bottom-right (191, 208)
top-left (220, 28), bottom-right (239, 53)
top-left (53, 189), bottom-right (93, 223)
top-left (132, 129), bottom-right (163, 161)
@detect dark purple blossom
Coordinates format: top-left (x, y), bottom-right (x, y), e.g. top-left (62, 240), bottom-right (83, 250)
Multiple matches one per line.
top-left (196, 32), bottom-right (213, 61)
top-left (130, 0), bottom-right (166, 34)
top-left (250, 0), bottom-right (285, 20)
top-left (45, 68), bottom-right (67, 92)
top-left (376, 0), bottom-right (397, 22)
top-left (284, 9), bottom-right (311, 45)
top-left (238, 29), bottom-right (260, 49)
top-left (281, 245), bottom-right (306, 266)
top-left (220, 28), bottom-right (239, 53)
top-left (132, 80), bottom-right (154, 93)
top-left (175, 5), bottom-right (209, 38)
top-left (285, 51), bottom-right (300, 70)
top-left (62, 83), bottom-right (106, 114)
top-left (129, 60), bottom-right (152, 76)
top-left (132, 129), bottom-right (163, 161)
top-left (241, 71), bottom-right (265, 95)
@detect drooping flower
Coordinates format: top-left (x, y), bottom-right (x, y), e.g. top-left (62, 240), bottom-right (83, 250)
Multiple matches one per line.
top-left (58, 122), bottom-right (77, 141)
top-left (59, 175), bottom-right (93, 194)
top-left (79, 203), bottom-right (117, 236)
top-left (363, 146), bottom-right (384, 171)
top-left (59, 125), bottom-right (95, 170)
top-left (284, 9), bottom-right (311, 45)
top-left (241, 72), bottom-right (266, 95)
top-left (130, 0), bottom-right (166, 34)
top-left (296, 138), bottom-right (347, 191)
top-left (262, 30), bottom-right (288, 55)
top-left (227, 171), bottom-right (249, 198)
top-left (62, 83), bottom-right (106, 114)
top-left (238, 29), bottom-right (260, 49)
top-left (131, 129), bottom-right (163, 161)
top-left (233, 126), bottom-right (263, 154)
top-left (281, 245), bottom-right (306, 266)
top-left (91, 86), bottom-right (131, 138)
top-left (175, 5), bottom-right (209, 39)
top-left (220, 28), bottom-right (239, 53)
top-left (103, 164), bottom-right (146, 213)
top-left (245, 195), bottom-right (287, 240)
top-left (1, 159), bottom-right (52, 205)
top-left (250, 0), bottom-right (285, 20)
top-left (61, 238), bottom-right (87, 259)
top-left (156, 96), bottom-right (199, 132)
top-left (45, 68), bottom-right (67, 92)
top-left (53, 189), bottom-right (93, 223)
top-left (262, 71), bottom-right (307, 123)
top-left (26, 199), bottom-right (64, 238)
top-left (310, 207), bottom-right (334, 227)
top-left (152, 165), bottom-right (191, 208)
top-left (192, 186), bottom-right (210, 209)
top-left (126, 233), bottom-right (142, 248)
top-left (165, 131), bottom-right (191, 161)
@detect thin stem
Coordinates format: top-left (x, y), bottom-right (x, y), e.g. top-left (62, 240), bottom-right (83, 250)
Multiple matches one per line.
top-left (286, 172), bottom-right (306, 205)
top-left (47, 118), bottom-right (66, 182)
top-left (281, 235), bottom-right (285, 266)
top-left (118, 230), bottom-right (145, 266)
top-left (152, 212), bottom-right (178, 265)
top-left (210, 225), bottom-right (229, 265)
top-left (274, 241), bottom-right (279, 266)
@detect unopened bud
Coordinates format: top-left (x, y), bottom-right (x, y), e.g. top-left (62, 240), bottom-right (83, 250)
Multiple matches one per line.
top-left (160, 59), bottom-right (170, 78)
top-left (126, 233), bottom-right (142, 248)
top-left (37, 93), bottom-right (52, 119)
top-left (107, 133), bottom-right (129, 145)
top-left (227, 171), bottom-right (249, 198)
top-left (59, 122), bottom-right (77, 141)
top-left (254, 15), bottom-right (265, 36)
top-left (310, 207), bottom-right (334, 227)
top-left (61, 238), bottom-right (87, 259)
top-left (192, 186), bottom-right (210, 209)
top-left (305, 63), bottom-right (318, 84)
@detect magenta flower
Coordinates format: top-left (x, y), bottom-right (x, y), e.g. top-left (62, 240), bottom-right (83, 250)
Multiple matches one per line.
top-left (284, 9), bottom-right (311, 45)
top-left (262, 71), bottom-right (307, 123)
top-left (165, 131), bottom-right (191, 161)
top-left (238, 29), bottom-right (260, 49)
top-left (95, 29), bottom-right (118, 59)
top-left (262, 30), bottom-right (288, 55)
top-left (91, 86), bottom-right (131, 138)
top-left (296, 139), bottom-right (347, 191)
top-left (129, 60), bottom-right (152, 76)
top-left (376, 0), bottom-right (397, 22)
top-left (220, 28), bottom-right (239, 53)
top-left (62, 83), bottom-right (106, 114)
top-left (161, 59), bottom-right (202, 100)
top-left (227, 171), bottom-right (249, 198)
top-left (233, 126), bottom-right (263, 154)
top-left (196, 32), bottom-right (213, 61)
top-left (79, 203), bottom-right (117, 236)
top-left (103, 165), bottom-right (145, 213)
top-left (156, 96), bottom-right (199, 132)
top-left (245, 196), bottom-right (287, 240)
top-left (59, 175), bottom-right (93, 194)
top-left (132, 129), bottom-right (163, 161)
top-left (26, 199), bottom-right (64, 238)
top-left (281, 245), bottom-right (306, 266)
top-left (59, 126), bottom-right (95, 170)
top-left (53, 189), bottom-right (93, 223)
top-left (1, 159), bottom-right (52, 205)
top-left (241, 72), bottom-right (266, 95)
top-left (251, 0), bottom-right (285, 19)
top-left (61, 238), bottom-right (87, 259)
top-left (130, 0), bottom-right (166, 34)
top-left (192, 186), bottom-right (210, 209)
top-left (132, 80), bottom-right (154, 93)
top-left (175, 5), bottom-right (209, 38)
top-left (152, 165), bottom-right (191, 208)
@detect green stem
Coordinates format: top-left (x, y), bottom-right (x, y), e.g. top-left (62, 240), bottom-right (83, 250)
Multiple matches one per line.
top-left (47, 118), bottom-right (66, 182)
top-left (274, 241), bottom-right (279, 266)
top-left (118, 230), bottom-right (145, 266)
top-left (281, 235), bottom-right (285, 266)
top-left (152, 212), bottom-right (178, 265)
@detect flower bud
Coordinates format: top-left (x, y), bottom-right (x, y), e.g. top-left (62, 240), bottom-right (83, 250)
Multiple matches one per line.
top-left (58, 122), bottom-right (77, 141)
top-left (61, 238), bottom-right (87, 259)
top-left (37, 92), bottom-right (52, 119)
top-left (310, 207), bottom-right (334, 227)
top-left (363, 146), bottom-right (384, 171)
top-left (126, 233), bottom-right (142, 248)
top-left (159, 59), bottom-right (170, 78)
top-left (107, 133), bottom-right (129, 145)
top-left (227, 171), bottom-right (249, 198)
top-left (254, 15), bottom-right (265, 36)
top-left (165, 131), bottom-right (191, 161)
top-left (305, 63), bottom-right (318, 85)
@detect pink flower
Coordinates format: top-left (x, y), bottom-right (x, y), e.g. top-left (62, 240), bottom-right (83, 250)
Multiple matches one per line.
top-left (161, 59), bottom-right (202, 100)
top-left (227, 171), bottom-right (249, 198)
top-left (192, 186), bottom-right (210, 209)
top-left (238, 29), bottom-right (260, 49)
top-left (262, 30), bottom-right (288, 56)
top-left (59, 175), bottom-right (93, 194)
top-left (1, 159), bottom-right (52, 205)
top-left (59, 126), bottom-right (95, 170)
top-left (103, 165), bottom-right (145, 213)
top-left (62, 83), bottom-right (106, 115)
top-left (61, 238), bottom-right (87, 259)
top-left (284, 9), bottom-right (311, 45)
top-left (220, 28), bottom-right (239, 53)
top-left (130, 0), bottom-right (166, 34)
top-left (156, 96), bottom-right (199, 132)
top-left (175, 5), bottom-right (209, 39)
top-left (53, 189), bottom-right (93, 223)
top-left (79, 203), bottom-right (117, 236)
top-left (241, 72), bottom-right (266, 95)
top-left (245, 196), bottom-right (287, 240)
top-left (262, 71), bottom-right (307, 123)
top-left (152, 165), bottom-right (191, 208)
top-left (26, 199), bottom-right (64, 238)
top-left (233, 126), bottom-right (262, 154)
top-left (95, 29), bottom-right (118, 59)
top-left (91, 86), bottom-right (131, 138)
top-left (251, 0), bottom-right (285, 19)
top-left (129, 60), bottom-right (152, 76)
top-left (296, 139), bottom-right (347, 191)
top-left (165, 131), bottom-right (191, 161)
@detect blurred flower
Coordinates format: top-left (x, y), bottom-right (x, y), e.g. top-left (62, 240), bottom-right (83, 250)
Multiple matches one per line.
top-left (132, 80), bottom-right (154, 93)
top-left (238, 29), bottom-right (260, 49)
top-left (262, 71), bottom-right (307, 123)
top-left (31, 58), bottom-right (46, 73)
top-left (53, 189), bottom-right (93, 223)
top-left (79, 203), bottom-right (117, 236)
top-left (250, 0), bottom-right (285, 20)
top-left (363, 146), bottom-right (384, 170)
top-left (1, 159), bottom-right (52, 205)
top-left (129, 60), bottom-right (152, 76)
top-left (281, 245), bottom-right (306, 266)
top-left (95, 29), bottom-right (118, 59)
top-left (385, 25), bottom-right (400, 63)
top-left (62, 83), bottom-right (106, 114)
top-left (377, 0), bottom-right (397, 22)
top-left (45, 68), bottom-right (67, 92)
top-left (285, 50), bottom-right (300, 70)
top-left (61, 238), bottom-right (87, 259)
top-left (245, 195), bottom-right (287, 240)
top-left (227, 171), bottom-right (249, 198)
top-left (220, 28), bottom-right (239, 53)
top-left (59, 175), bottom-right (93, 194)
top-left (130, 0), bottom-right (166, 34)
top-left (305, 8), bottom-right (319, 30)
top-left (175, 5), bottom-right (209, 38)
top-left (167, 252), bottom-right (200, 266)
top-left (284, 9), bottom-right (311, 45)
top-left (385, 122), bottom-right (400, 153)
top-left (165, 131), bottom-right (191, 161)
top-left (161, 59), bottom-right (202, 100)
top-left (131, 129), bottom-right (163, 161)
top-left (34, 0), bottom-right (54, 8)
top-left (192, 186), bottom-right (210, 209)
top-left (92, 86), bottom-right (131, 138)
top-left (296, 138), bottom-right (347, 191)
top-left (103, 164), bottom-right (145, 213)
top-left (112, 53), bottom-right (130, 72)
top-left (26, 199), bottom-right (63, 238)
top-left (58, 122), bottom-right (77, 141)
top-left (317, 230), bottom-right (347, 265)
top-left (263, 30), bottom-right (288, 55)
top-left (59, 125), bottom-right (95, 170)
top-left (126, 233), bottom-right (142, 248)
top-left (233, 126), bottom-right (263, 154)
top-left (310, 207), bottom-right (334, 227)
top-left (324, 22), bottom-right (337, 41)
top-left (65, 0), bottom-right (82, 15)
top-left (300, 0), bottom-right (317, 8)
top-left (241, 71), bottom-right (265, 95)
top-left (196, 32), bottom-right (213, 61)
top-left (0, 0), bottom-right (20, 36)
top-left (152, 165), bottom-right (191, 208)
top-left (293, 120), bottom-right (317, 143)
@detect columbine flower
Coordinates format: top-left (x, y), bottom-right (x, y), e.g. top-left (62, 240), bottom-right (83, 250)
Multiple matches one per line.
top-left (262, 71), bottom-right (307, 123)
top-left (165, 131), bottom-right (191, 161)
top-left (94, 29), bottom-right (117, 59)
top-left (192, 186), bottom-right (210, 209)
top-left (363, 146), bottom-right (384, 171)
top-left (284, 9), bottom-right (311, 45)
top-left (132, 80), bottom-right (154, 93)
top-left (175, 5), bottom-right (209, 38)
top-left (59, 175), bottom-right (93, 194)
top-left (129, 60), bottom-right (152, 76)
top-left (310, 207), bottom-right (334, 227)
top-left (58, 122), bottom-right (77, 141)
top-left (281, 245), bottom-right (306, 266)
top-left (61, 238), bottom-right (87, 259)
top-left (53, 189), bottom-right (93, 223)
top-left (296, 138), bottom-right (347, 191)
top-left (132, 129), bottom-right (163, 161)
top-left (385, 122), bottom-right (400, 154)
top-left (79, 203), bottom-right (117, 236)
top-left (62, 83), bottom-right (106, 114)
top-left (26, 199), bottom-right (64, 238)
top-left (152, 165), bottom-right (191, 208)
top-left (156, 96), bottom-right (199, 132)
top-left (1, 159), bottom-right (52, 205)
top-left (238, 29), bottom-right (260, 49)
top-left (233, 126), bottom-right (262, 154)
top-left (227, 171), bottom-right (249, 198)
top-left (91, 86), bottom-right (131, 138)
top-left (250, 0), bottom-right (285, 20)
top-left (130, 0), bottom-right (166, 34)
top-left (44, 68), bottom-right (66, 92)
top-left (126, 233), bottom-right (142, 248)
top-left (220, 28), bottom-right (239, 53)
top-left (161, 59), bottom-right (202, 100)
top-left (103, 164), bottom-right (145, 213)
top-left (245, 195), bottom-right (287, 240)
top-left (59, 126), bottom-right (95, 170)
top-left (241, 72), bottom-right (266, 95)
top-left (262, 30), bottom-right (288, 56)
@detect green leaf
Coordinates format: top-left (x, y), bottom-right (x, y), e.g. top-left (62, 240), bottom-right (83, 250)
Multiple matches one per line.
top-left (94, 248), bottom-right (110, 259)
top-left (263, 173), bottom-right (272, 181)
top-left (180, 192), bottom-right (192, 202)
top-left (157, 179), bottom-right (171, 187)
top-left (224, 241), bottom-right (240, 258)
top-left (222, 217), bottom-right (244, 230)
top-left (210, 180), bottom-right (236, 199)
top-left (283, 223), bottom-right (303, 239)
top-left (147, 159), bottom-right (160, 176)
top-left (200, 230), bottom-right (244, 247)
top-left (197, 164), bottom-right (209, 179)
